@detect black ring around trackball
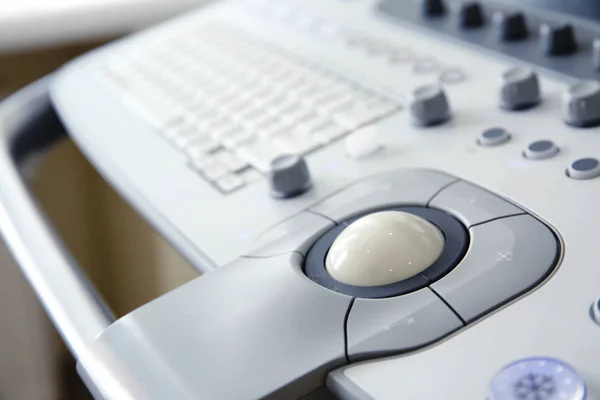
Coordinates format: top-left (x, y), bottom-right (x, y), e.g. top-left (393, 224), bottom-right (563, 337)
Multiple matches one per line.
top-left (304, 206), bottom-right (469, 299)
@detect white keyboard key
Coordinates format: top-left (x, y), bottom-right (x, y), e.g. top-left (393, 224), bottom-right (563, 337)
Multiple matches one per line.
top-left (314, 123), bottom-right (349, 144)
top-left (215, 151), bottom-right (249, 172)
top-left (272, 133), bottom-right (322, 155)
top-left (190, 156), bottom-right (217, 171)
top-left (215, 174), bottom-right (245, 193)
top-left (238, 168), bottom-right (262, 184)
top-left (332, 102), bottom-right (395, 129)
top-left (236, 141), bottom-right (285, 172)
top-left (184, 136), bottom-right (220, 158)
top-left (295, 114), bottom-right (331, 133)
top-left (222, 130), bottom-right (256, 149)
top-left (203, 163), bottom-right (230, 181)
top-left (208, 120), bottom-right (238, 140)
top-left (257, 121), bottom-right (291, 140)
top-left (280, 107), bottom-right (314, 125)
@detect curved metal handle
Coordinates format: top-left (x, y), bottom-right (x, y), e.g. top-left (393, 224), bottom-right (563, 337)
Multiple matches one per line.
top-left (0, 77), bottom-right (114, 360)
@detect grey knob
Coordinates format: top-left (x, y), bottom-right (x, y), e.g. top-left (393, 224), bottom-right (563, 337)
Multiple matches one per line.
top-left (408, 84), bottom-right (451, 126)
top-left (500, 67), bottom-right (541, 111)
top-left (540, 23), bottom-right (577, 56)
top-left (268, 154), bottom-right (312, 198)
top-left (563, 81), bottom-right (600, 128)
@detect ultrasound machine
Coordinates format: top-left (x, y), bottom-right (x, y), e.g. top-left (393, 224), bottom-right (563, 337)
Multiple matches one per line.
top-left (1, 0), bottom-right (600, 398)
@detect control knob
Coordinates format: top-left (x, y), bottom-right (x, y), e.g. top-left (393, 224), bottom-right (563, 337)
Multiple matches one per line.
top-left (268, 154), bottom-right (312, 198)
top-left (500, 67), bottom-right (541, 111)
top-left (540, 23), bottom-right (577, 55)
top-left (494, 11), bottom-right (528, 41)
top-left (408, 84), bottom-right (452, 126)
top-left (457, 2), bottom-right (484, 28)
top-left (421, 0), bottom-right (446, 17)
top-left (563, 81), bottom-right (600, 128)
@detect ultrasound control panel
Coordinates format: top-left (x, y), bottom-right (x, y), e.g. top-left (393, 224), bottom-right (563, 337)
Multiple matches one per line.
top-left (48, 0), bottom-right (600, 398)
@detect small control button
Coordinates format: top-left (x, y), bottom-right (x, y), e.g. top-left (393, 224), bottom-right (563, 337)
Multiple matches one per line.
top-left (245, 212), bottom-right (334, 257)
top-left (346, 288), bottom-right (463, 362)
top-left (431, 214), bottom-right (558, 322)
top-left (268, 154), bottom-right (312, 198)
top-left (429, 181), bottom-right (524, 227)
top-left (540, 23), bottom-right (577, 56)
top-left (488, 357), bottom-right (586, 400)
top-left (326, 211), bottom-right (445, 287)
top-left (457, 2), bottom-right (484, 28)
top-left (309, 169), bottom-right (456, 222)
top-left (500, 68), bottom-right (541, 111)
top-left (478, 127), bottom-right (511, 146)
top-left (408, 84), bottom-right (451, 126)
top-left (494, 11), bottom-right (528, 41)
top-left (345, 126), bottom-right (384, 159)
top-left (421, 0), bottom-right (446, 17)
top-left (524, 140), bottom-right (559, 160)
top-left (567, 157), bottom-right (600, 180)
top-left (563, 81), bottom-right (600, 128)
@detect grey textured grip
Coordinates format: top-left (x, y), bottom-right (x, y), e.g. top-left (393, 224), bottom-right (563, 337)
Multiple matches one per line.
top-left (500, 68), bottom-right (540, 110)
top-left (563, 81), bottom-right (600, 127)
top-left (268, 154), bottom-right (312, 199)
top-left (408, 84), bottom-right (451, 126)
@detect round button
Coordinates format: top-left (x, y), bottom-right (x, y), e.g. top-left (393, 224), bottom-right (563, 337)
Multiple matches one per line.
top-left (493, 11), bottom-right (528, 41)
top-left (567, 157), bottom-right (600, 180)
top-left (268, 154), bottom-right (312, 199)
top-left (500, 67), bottom-right (541, 111)
top-left (563, 81), bottom-right (600, 128)
top-left (325, 211), bottom-right (445, 287)
top-left (408, 84), bottom-right (452, 126)
top-left (488, 357), bottom-right (586, 400)
top-left (478, 127), bottom-right (511, 146)
top-left (524, 140), bottom-right (559, 160)
top-left (540, 23), bottom-right (577, 56)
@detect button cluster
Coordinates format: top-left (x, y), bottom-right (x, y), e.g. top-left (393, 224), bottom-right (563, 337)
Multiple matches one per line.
top-left (379, 0), bottom-right (600, 80)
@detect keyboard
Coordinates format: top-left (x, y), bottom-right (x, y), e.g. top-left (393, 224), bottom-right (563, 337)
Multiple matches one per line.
top-left (97, 23), bottom-right (399, 193)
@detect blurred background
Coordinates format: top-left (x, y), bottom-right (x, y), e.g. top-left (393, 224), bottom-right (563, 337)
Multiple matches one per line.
top-left (0, 0), bottom-right (214, 398)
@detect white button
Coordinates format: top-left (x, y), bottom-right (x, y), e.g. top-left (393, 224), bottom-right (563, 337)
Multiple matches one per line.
top-left (345, 126), bottom-right (384, 159)
top-left (326, 211), bottom-right (445, 287)
top-left (215, 174), bottom-right (245, 193)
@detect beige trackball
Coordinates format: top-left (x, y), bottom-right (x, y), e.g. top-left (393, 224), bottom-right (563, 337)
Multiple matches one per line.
top-left (325, 211), bottom-right (445, 287)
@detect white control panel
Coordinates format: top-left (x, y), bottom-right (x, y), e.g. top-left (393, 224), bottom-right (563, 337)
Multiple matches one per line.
top-left (49, 0), bottom-right (600, 399)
